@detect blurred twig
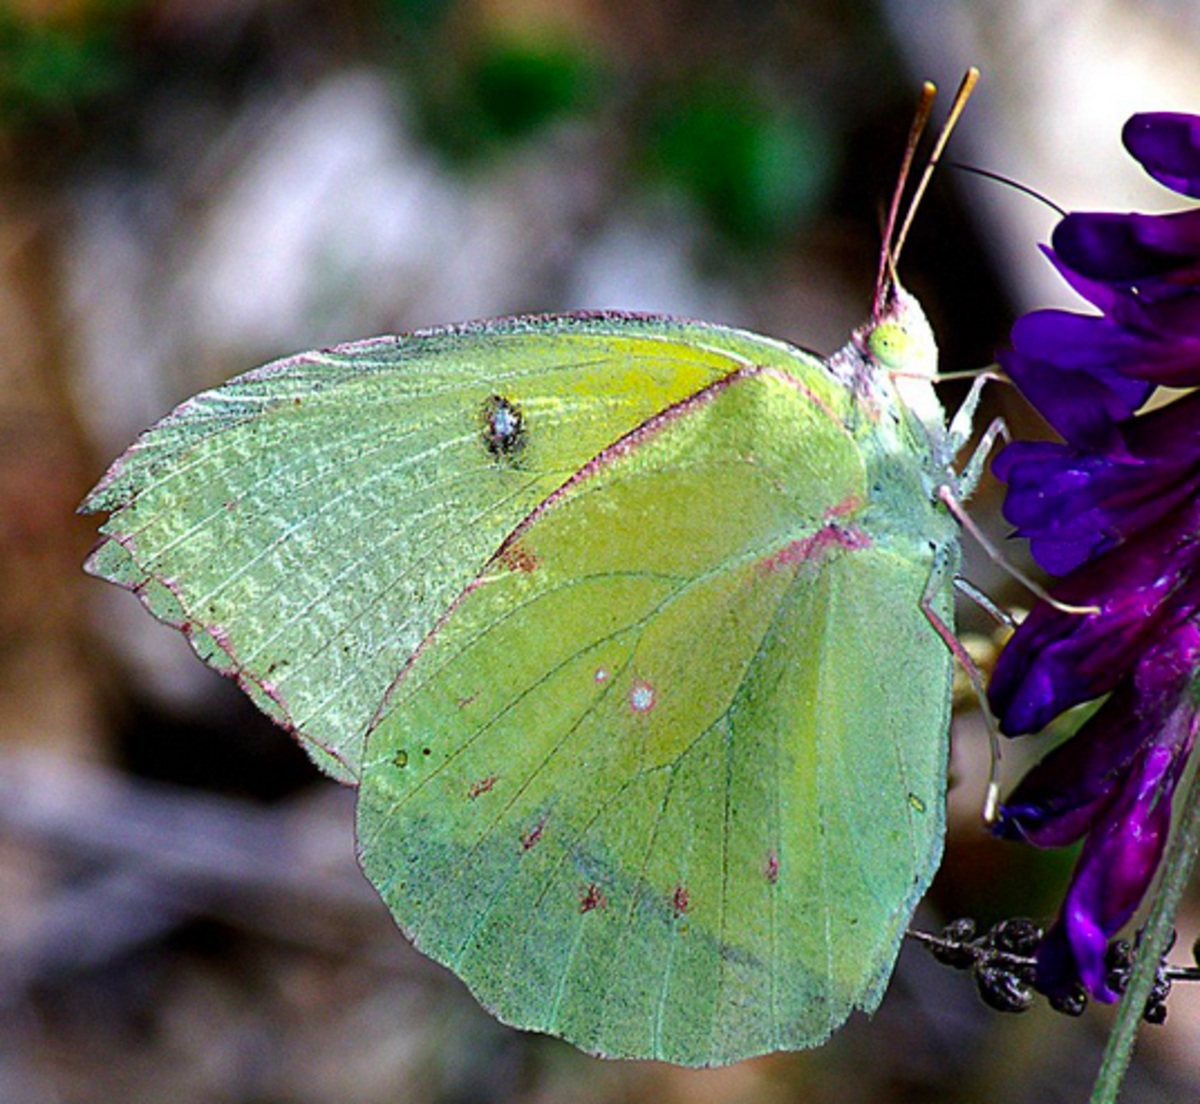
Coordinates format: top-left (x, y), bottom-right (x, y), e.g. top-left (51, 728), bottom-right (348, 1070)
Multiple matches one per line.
top-left (0, 749), bottom-right (441, 1003)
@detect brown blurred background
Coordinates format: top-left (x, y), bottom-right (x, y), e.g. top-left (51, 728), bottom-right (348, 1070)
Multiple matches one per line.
top-left (4, 1), bottom-right (1200, 1101)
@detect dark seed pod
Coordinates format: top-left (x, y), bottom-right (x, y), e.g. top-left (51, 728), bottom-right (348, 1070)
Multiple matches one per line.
top-left (975, 965), bottom-right (1034, 1014)
top-left (1106, 969), bottom-right (1131, 997)
top-left (1105, 939), bottom-right (1133, 970)
top-left (945, 917), bottom-right (977, 940)
top-left (1048, 985), bottom-right (1088, 1018)
top-left (991, 918), bottom-right (1043, 957)
top-left (929, 918), bottom-right (978, 969)
top-left (1011, 958), bottom-right (1039, 986)
top-left (1105, 939), bottom-right (1133, 995)
top-left (1149, 974), bottom-right (1172, 1007)
top-left (1143, 1000), bottom-right (1168, 1026)
top-left (1140, 928), bottom-right (1175, 1009)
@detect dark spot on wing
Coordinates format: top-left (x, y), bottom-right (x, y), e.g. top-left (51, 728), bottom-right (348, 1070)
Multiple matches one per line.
top-left (520, 816), bottom-right (547, 851)
top-left (579, 882), bottom-right (607, 913)
top-left (672, 884), bottom-right (690, 917)
top-left (497, 541), bottom-right (539, 573)
top-left (468, 774), bottom-right (498, 799)
top-left (480, 394), bottom-right (526, 461)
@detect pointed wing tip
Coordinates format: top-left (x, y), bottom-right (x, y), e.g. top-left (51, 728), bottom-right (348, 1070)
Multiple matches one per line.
top-left (80, 538), bottom-right (111, 580)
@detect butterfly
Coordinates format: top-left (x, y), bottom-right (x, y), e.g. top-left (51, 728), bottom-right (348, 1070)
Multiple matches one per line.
top-left (81, 71), bottom-right (980, 1066)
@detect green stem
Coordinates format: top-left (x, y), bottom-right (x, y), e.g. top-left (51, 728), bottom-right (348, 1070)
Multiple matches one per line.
top-left (1089, 757), bottom-right (1200, 1103)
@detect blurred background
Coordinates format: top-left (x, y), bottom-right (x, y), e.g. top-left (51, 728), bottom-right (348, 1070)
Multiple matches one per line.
top-left (4, 0), bottom-right (1200, 1100)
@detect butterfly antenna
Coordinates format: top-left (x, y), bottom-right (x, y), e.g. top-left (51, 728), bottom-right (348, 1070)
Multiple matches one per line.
top-left (891, 67), bottom-right (980, 277)
top-left (874, 80), bottom-right (938, 319)
top-left (947, 162), bottom-right (1067, 217)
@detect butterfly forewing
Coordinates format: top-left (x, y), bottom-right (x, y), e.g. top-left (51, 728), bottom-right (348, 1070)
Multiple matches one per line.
top-left (82, 315), bottom-right (812, 781)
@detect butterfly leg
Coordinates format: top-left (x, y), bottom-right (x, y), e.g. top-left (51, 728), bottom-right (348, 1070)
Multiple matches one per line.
top-left (938, 480), bottom-right (1098, 618)
top-left (919, 546), bottom-right (1003, 824)
top-left (919, 546), bottom-right (983, 697)
top-left (953, 576), bottom-right (1015, 630)
top-left (937, 369), bottom-right (1009, 498)
top-left (939, 370), bottom-right (993, 455)
top-left (953, 415), bottom-right (1009, 500)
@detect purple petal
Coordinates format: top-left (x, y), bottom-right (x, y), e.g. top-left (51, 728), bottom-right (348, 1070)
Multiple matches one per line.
top-left (998, 347), bottom-right (1150, 454)
top-left (1042, 245), bottom-right (1126, 314)
top-left (993, 440), bottom-right (1123, 574)
top-left (1132, 291), bottom-right (1200, 337)
top-left (1124, 112), bottom-right (1200, 199)
top-left (1052, 209), bottom-right (1200, 288)
top-left (994, 392), bottom-right (1200, 575)
top-left (991, 108), bottom-right (1200, 1004)
top-left (1046, 247), bottom-right (1200, 336)
top-left (1033, 923), bottom-right (1092, 1000)
top-left (1014, 308), bottom-right (1200, 388)
top-left (1037, 739), bottom-right (1190, 1000)
top-left (1043, 245), bottom-right (1200, 335)
top-left (988, 496), bottom-right (1200, 735)
top-left (995, 695), bottom-right (1136, 848)
top-left (1011, 623), bottom-right (1200, 999)
top-left (997, 621), bottom-right (1200, 847)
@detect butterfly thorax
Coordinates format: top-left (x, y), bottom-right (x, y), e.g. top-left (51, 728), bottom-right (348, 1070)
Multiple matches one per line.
top-left (823, 284), bottom-right (959, 559)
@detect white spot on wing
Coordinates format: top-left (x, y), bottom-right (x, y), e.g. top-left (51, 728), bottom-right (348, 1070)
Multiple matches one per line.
top-left (629, 679), bottom-right (656, 713)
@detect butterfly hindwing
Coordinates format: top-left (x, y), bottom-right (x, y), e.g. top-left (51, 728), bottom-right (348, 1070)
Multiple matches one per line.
top-left (356, 358), bottom-right (954, 1065)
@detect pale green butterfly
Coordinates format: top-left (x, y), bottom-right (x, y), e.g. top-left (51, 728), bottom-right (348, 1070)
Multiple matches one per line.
top-left (80, 72), bottom-right (983, 1066)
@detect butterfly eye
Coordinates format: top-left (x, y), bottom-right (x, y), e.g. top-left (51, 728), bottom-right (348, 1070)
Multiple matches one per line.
top-left (867, 322), bottom-right (913, 370)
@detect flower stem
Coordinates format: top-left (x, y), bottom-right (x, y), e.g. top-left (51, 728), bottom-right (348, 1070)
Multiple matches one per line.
top-left (1090, 753), bottom-right (1200, 1103)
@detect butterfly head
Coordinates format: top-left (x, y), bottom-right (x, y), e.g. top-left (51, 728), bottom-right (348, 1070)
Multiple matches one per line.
top-left (865, 281), bottom-right (937, 384)
top-left (841, 279), bottom-right (944, 444)
top-left (850, 70), bottom-right (977, 443)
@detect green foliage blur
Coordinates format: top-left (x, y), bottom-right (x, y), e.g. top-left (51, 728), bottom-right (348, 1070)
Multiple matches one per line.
top-left (643, 80), bottom-right (834, 243)
top-left (0, 0), bottom-right (847, 251)
top-left (413, 33), bottom-right (605, 159)
top-left (377, 2), bottom-right (835, 246)
top-left (0, 1), bottom-right (144, 124)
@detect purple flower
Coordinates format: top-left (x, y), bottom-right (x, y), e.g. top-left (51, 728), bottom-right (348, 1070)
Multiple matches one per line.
top-left (995, 113), bottom-right (1200, 456)
top-left (997, 624), bottom-right (1200, 1000)
top-left (1053, 209), bottom-right (1200, 295)
top-left (989, 111), bottom-right (1200, 1001)
top-left (989, 494), bottom-right (1200, 735)
top-left (994, 389), bottom-right (1200, 576)
top-left (1123, 112), bottom-right (1200, 198)
top-left (997, 340), bottom-right (1151, 456)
